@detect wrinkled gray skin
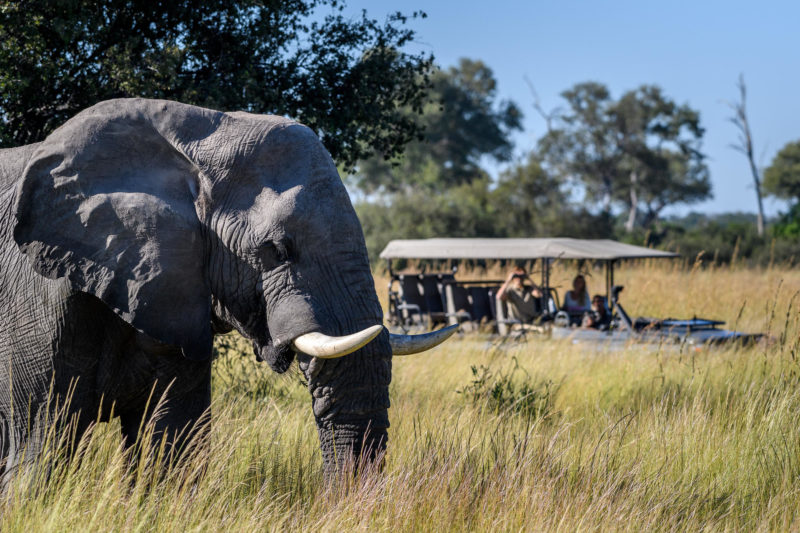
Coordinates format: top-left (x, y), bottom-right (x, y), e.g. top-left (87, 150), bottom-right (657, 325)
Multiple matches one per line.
top-left (0, 99), bottom-right (390, 476)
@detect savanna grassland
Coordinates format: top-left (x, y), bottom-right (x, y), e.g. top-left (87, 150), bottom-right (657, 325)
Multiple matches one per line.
top-left (1, 261), bottom-right (799, 532)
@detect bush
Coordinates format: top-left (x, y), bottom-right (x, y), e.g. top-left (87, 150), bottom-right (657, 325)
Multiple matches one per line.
top-left (456, 356), bottom-right (559, 420)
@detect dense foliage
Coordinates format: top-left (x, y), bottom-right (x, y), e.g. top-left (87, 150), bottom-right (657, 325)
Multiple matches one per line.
top-left (627, 211), bottom-right (800, 265)
top-left (351, 61), bottom-right (616, 262)
top-left (352, 58), bottom-right (522, 193)
top-left (764, 140), bottom-right (800, 200)
top-left (0, 0), bottom-right (433, 168)
top-left (355, 154), bottom-right (614, 262)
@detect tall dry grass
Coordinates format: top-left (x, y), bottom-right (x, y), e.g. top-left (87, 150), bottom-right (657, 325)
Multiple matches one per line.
top-left (0, 264), bottom-right (798, 531)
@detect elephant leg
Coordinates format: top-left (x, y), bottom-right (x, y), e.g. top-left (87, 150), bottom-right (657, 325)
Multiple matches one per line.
top-left (1, 398), bottom-right (94, 489)
top-left (118, 365), bottom-right (212, 463)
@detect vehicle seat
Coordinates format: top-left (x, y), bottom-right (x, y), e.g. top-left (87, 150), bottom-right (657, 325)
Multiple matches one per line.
top-left (468, 286), bottom-right (493, 324)
top-left (420, 274), bottom-right (448, 325)
top-left (397, 274), bottom-right (426, 325)
top-left (444, 283), bottom-right (473, 326)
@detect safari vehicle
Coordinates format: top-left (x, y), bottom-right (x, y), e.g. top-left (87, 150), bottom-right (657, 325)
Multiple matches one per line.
top-left (379, 238), bottom-right (763, 346)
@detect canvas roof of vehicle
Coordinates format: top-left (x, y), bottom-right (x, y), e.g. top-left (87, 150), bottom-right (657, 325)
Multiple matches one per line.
top-left (379, 238), bottom-right (679, 261)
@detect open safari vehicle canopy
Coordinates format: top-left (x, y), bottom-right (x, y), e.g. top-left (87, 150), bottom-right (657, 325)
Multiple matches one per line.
top-left (382, 237), bottom-right (761, 346)
top-left (381, 237), bottom-right (678, 333)
top-left (379, 238), bottom-right (679, 262)
top-left (382, 237), bottom-right (679, 336)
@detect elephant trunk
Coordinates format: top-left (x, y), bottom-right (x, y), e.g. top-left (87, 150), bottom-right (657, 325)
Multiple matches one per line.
top-left (316, 418), bottom-right (388, 471)
top-left (297, 326), bottom-right (391, 473)
top-left (266, 263), bottom-right (391, 473)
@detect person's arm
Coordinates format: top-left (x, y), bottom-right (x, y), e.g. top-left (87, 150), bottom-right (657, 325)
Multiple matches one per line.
top-left (496, 270), bottom-right (516, 302)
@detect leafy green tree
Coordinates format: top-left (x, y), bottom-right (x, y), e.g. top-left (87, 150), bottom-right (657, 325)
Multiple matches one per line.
top-left (538, 82), bottom-right (710, 231)
top-left (771, 204), bottom-right (800, 239)
top-left (351, 58), bottom-right (526, 260)
top-left (764, 140), bottom-right (800, 239)
top-left (355, 151), bottom-right (614, 262)
top-left (537, 82), bottom-right (622, 214)
top-left (352, 58), bottom-right (522, 193)
top-left (355, 176), bottom-right (498, 262)
top-left (764, 140), bottom-right (800, 200)
top-left (0, 0), bottom-right (432, 168)
top-left (610, 85), bottom-right (709, 230)
top-left (491, 153), bottom-right (612, 238)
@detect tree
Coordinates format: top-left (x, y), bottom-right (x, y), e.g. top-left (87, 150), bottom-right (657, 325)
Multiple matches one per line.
top-left (764, 139), bottom-right (800, 201)
top-left (491, 155), bottom-right (566, 236)
top-left (726, 75), bottom-right (765, 237)
top-left (352, 58), bottom-right (522, 193)
top-left (538, 82), bottom-right (710, 231)
top-left (538, 82), bottom-right (621, 214)
top-left (610, 85), bottom-right (709, 231)
top-left (354, 150), bottom-right (615, 262)
top-left (350, 58), bottom-right (523, 260)
top-left (491, 153), bottom-right (612, 238)
top-left (354, 177), bottom-right (498, 262)
top-left (764, 139), bottom-right (800, 239)
top-left (0, 0), bottom-right (433, 169)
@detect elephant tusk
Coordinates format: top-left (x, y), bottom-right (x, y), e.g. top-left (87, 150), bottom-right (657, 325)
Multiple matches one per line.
top-left (291, 324), bottom-right (383, 359)
top-left (389, 324), bottom-right (459, 355)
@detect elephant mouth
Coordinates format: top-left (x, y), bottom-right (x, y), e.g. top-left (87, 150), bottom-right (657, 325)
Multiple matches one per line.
top-left (253, 339), bottom-right (296, 373)
top-left (289, 324), bottom-right (459, 359)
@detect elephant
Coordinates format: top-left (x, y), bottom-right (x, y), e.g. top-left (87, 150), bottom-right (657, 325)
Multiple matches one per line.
top-left (0, 98), bottom-right (455, 477)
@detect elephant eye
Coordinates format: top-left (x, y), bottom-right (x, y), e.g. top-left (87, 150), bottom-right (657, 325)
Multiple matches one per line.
top-left (260, 240), bottom-right (292, 266)
top-left (275, 243), bottom-right (289, 263)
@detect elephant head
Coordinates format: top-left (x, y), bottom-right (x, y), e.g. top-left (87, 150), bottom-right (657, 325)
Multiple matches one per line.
top-left (12, 98), bottom-right (454, 468)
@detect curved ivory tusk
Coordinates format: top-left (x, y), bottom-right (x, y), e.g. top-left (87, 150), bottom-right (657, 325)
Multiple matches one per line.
top-left (390, 324), bottom-right (459, 355)
top-left (291, 324), bottom-right (383, 359)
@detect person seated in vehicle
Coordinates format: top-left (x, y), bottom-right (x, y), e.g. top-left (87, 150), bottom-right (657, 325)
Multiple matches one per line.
top-left (563, 274), bottom-right (591, 315)
top-left (582, 294), bottom-right (612, 330)
top-left (497, 267), bottom-right (548, 323)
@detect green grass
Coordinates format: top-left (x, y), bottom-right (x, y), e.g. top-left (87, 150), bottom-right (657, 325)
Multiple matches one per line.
top-left (2, 265), bottom-right (800, 531)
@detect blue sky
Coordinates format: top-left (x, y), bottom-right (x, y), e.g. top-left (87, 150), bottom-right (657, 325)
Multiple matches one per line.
top-left (343, 0), bottom-right (799, 217)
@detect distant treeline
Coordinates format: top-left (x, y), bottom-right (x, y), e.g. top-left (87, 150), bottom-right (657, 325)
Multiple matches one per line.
top-left (349, 59), bottom-right (800, 266)
top-left (358, 205), bottom-right (800, 268)
top-left (632, 210), bottom-right (800, 267)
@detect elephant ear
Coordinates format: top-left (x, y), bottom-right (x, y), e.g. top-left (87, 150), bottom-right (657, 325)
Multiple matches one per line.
top-left (13, 103), bottom-right (213, 360)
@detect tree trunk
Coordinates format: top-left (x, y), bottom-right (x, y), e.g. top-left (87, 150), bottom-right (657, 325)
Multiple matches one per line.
top-left (729, 75), bottom-right (765, 237)
top-left (601, 176), bottom-right (613, 214)
top-left (748, 156), bottom-right (766, 237)
top-left (624, 170), bottom-right (638, 232)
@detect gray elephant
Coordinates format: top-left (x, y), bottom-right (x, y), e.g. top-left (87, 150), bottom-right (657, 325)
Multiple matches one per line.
top-left (0, 98), bottom-right (454, 476)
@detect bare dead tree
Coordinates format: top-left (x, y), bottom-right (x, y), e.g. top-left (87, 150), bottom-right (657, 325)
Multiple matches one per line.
top-left (726, 74), bottom-right (765, 237)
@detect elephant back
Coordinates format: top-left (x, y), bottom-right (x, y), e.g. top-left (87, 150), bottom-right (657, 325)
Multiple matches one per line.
top-left (0, 144), bottom-right (40, 193)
